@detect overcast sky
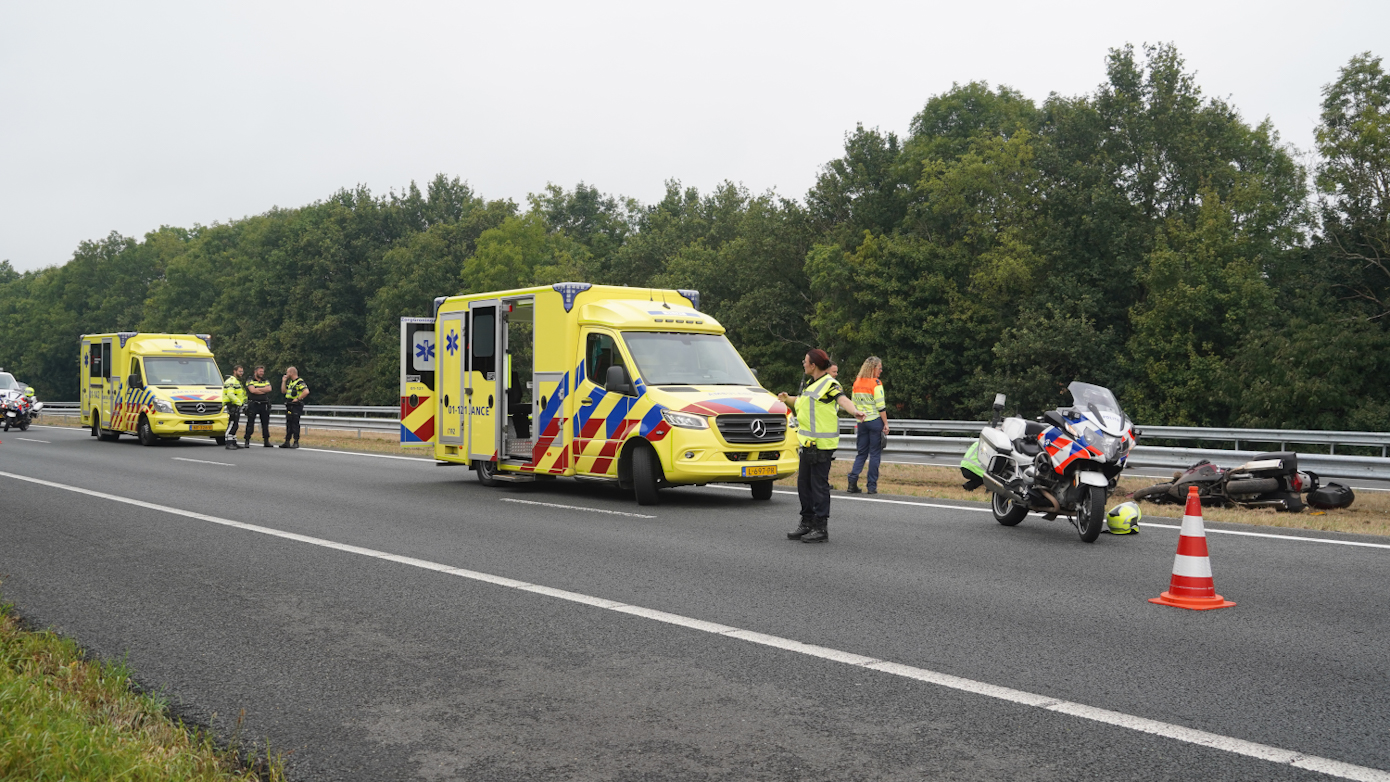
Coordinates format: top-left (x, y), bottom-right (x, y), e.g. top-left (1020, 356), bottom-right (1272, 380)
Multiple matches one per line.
top-left (2, 1), bottom-right (1386, 272)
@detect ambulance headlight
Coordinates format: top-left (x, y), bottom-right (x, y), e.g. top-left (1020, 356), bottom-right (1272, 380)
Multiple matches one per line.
top-left (153, 398), bottom-right (175, 414)
top-left (661, 410), bottom-right (708, 429)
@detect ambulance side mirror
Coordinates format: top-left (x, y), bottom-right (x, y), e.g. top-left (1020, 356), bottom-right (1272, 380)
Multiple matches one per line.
top-left (128, 373), bottom-right (144, 390)
top-left (604, 365), bottom-right (634, 396)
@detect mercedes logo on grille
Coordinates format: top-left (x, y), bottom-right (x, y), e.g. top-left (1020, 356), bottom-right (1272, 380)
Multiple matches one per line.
top-left (195, 403), bottom-right (207, 414)
top-left (750, 419), bottom-right (767, 439)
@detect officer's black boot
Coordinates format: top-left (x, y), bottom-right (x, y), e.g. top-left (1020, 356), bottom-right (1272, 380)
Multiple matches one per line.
top-left (263, 439), bottom-right (273, 448)
top-left (291, 440), bottom-right (300, 449)
top-left (801, 517), bottom-right (829, 543)
top-left (846, 477), bottom-right (861, 494)
top-left (786, 516), bottom-right (814, 540)
top-left (279, 439), bottom-right (292, 448)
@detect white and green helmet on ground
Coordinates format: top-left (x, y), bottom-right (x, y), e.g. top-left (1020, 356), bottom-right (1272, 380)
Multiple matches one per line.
top-left (1106, 501), bottom-right (1141, 534)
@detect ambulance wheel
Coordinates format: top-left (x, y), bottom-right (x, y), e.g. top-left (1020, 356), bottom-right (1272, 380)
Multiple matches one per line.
top-left (991, 492), bottom-right (1028, 526)
top-left (632, 446), bottom-right (660, 506)
top-left (93, 412), bottom-right (118, 442)
top-left (473, 459), bottom-right (499, 487)
top-left (137, 416), bottom-right (159, 447)
top-left (751, 480), bottom-right (774, 501)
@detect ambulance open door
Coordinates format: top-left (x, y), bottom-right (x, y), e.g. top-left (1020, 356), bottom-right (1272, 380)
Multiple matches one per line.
top-left (466, 300), bottom-right (500, 462)
top-left (399, 317), bottom-right (436, 448)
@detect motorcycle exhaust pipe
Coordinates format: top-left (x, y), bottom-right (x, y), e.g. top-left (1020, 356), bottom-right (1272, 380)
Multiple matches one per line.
top-left (981, 473), bottom-right (1024, 505)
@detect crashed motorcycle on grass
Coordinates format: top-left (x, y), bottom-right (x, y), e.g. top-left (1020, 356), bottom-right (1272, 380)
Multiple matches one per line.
top-left (976, 382), bottom-right (1137, 542)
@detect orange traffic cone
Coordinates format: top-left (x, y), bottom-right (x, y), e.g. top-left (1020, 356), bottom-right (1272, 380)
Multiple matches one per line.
top-left (1149, 486), bottom-right (1236, 611)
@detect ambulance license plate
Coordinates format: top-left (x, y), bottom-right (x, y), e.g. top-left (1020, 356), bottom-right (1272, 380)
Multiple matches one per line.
top-left (742, 465), bottom-right (777, 478)
top-left (189, 422), bottom-right (214, 431)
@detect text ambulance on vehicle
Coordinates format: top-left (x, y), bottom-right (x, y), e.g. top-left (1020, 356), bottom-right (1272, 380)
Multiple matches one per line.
top-left (400, 283), bottom-right (797, 505)
top-left (80, 332), bottom-right (230, 446)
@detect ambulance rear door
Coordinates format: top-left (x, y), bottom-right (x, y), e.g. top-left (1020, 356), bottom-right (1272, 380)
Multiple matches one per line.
top-left (436, 311), bottom-right (466, 451)
top-left (399, 317), bottom-right (436, 448)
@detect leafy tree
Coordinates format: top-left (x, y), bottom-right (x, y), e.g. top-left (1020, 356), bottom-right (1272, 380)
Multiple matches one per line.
top-left (1316, 52), bottom-right (1390, 321)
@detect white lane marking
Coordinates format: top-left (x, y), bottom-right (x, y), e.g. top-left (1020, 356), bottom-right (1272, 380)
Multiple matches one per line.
top-left (295, 446), bottom-right (433, 462)
top-left (1, 470), bottom-right (1384, 781)
top-left (171, 457), bottom-right (234, 467)
top-left (14, 437), bottom-right (52, 443)
top-left (500, 497), bottom-right (656, 519)
top-left (708, 486), bottom-right (1390, 551)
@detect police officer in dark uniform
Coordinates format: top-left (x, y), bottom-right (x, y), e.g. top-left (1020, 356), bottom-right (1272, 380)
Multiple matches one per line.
top-left (280, 367), bottom-right (309, 449)
top-left (223, 365), bottom-right (246, 449)
top-left (243, 366), bottom-right (273, 448)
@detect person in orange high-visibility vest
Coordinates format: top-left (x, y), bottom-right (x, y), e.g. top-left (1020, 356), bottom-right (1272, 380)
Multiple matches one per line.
top-left (846, 356), bottom-right (888, 494)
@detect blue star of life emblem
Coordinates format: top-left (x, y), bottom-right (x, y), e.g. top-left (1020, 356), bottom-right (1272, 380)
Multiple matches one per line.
top-left (445, 331), bottom-right (459, 356)
top-left (416, 340), bottom-right (435, 362)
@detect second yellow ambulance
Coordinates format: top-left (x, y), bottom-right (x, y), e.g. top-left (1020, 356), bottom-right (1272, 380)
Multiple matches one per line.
top-left (80, 332), bottom-right (230, 445)
top-left (400, 283), bottom-right (798, 505)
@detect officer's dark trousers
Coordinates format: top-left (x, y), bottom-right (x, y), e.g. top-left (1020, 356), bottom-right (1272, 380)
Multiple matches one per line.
top-left (244, 403), bottom-right (271, 442)
top-left (797, 447), bottom-right (833, 519)
top-left (225, 404), bottom-right (241, 439)
top-left (285, 404), bottom-right (303, 442)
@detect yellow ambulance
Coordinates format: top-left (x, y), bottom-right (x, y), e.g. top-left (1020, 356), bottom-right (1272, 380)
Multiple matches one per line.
top-left (400, 283), bottom-right (798, 505)
top-left (80, 332), bottom-right (230, 445)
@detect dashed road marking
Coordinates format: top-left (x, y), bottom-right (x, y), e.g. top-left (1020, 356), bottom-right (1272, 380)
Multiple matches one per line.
top-left (501, 497), bottom-right (656, 518)
top-left (13, 437), bottom-right (51, 443)
top-left (2, 469), bottom-right (1386, 781)
top-left (171, 457), bottom-right (234, 467)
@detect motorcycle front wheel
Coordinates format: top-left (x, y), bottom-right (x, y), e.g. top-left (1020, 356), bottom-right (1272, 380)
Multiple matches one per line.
top-left (1076, 486), bottom-right (1105, 543)
top-left (992, 491), bottom-right (1028, 526)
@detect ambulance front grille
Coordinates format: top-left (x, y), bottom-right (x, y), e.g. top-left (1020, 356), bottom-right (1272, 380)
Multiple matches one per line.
top-left (175, 401), bottom-right (219, 415)
top-left (715, 414), bottom-right (786, 444)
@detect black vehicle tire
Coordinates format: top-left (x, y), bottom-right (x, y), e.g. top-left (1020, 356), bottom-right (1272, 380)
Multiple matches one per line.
top-left (214, 436), bottom-right (226, 445)
top-left (473, 459), bottom-right (499, 487)
top-left (632, 445), bottom-right (661, 507)
top-left (137, 416), bottom-right (158, 447)
top-left (1225, 477), bottom-right (1280, 496)
top-left (751, 479), bottom-right (774, 501)
top-left (94, 412), bottom-right (118, 441)
top-left (991, 491), bottom-right (1028, 526)
top-left (1132, 483), bottom-right (1174, 502)
top-left (1077, 486), bottom-right (1105, 543)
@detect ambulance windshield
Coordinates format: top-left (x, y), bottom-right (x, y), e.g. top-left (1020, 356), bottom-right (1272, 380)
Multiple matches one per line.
top-left (143, 357), bottom-right (221, 386)
top-left (622, 332), bottom-right (756, 386)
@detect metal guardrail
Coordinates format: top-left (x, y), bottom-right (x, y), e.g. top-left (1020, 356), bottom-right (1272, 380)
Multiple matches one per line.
top-left (36, 405), bottom-right (1390, 480)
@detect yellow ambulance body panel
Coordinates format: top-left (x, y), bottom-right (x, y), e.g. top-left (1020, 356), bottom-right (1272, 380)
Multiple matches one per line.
top-left (79, 332), bottom-right (230, 444)
top-left (400, 283), bottom-right (797, 504)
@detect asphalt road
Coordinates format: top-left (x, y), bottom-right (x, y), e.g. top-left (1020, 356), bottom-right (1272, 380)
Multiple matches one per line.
top-left (2, 424), bottom-right (1388, 781)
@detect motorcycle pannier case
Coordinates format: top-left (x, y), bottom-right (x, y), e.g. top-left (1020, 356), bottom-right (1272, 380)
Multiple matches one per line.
top-left (1307, 482), bottom-right (1355, 510)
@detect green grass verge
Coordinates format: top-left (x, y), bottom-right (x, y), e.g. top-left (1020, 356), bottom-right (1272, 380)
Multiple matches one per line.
top-left (0, 599), bottom-right (284, 781)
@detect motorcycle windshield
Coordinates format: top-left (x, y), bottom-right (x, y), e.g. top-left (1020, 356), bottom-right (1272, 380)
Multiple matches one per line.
top-left (1067, 382), bottom-right (1127, 436)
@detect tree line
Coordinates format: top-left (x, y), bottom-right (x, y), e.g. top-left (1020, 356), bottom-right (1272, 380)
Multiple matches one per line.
top-left (1, 44), bottom-right (1387, 429)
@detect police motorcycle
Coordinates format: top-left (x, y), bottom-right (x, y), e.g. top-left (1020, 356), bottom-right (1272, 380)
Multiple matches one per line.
top-left (975, 382), bottom-right (1136, 542)
top-left (3, 393), bottom-right (35, 432)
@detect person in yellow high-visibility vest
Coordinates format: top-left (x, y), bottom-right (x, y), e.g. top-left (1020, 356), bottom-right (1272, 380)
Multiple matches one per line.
top-left (778, 349), bottom-right (864, 543)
